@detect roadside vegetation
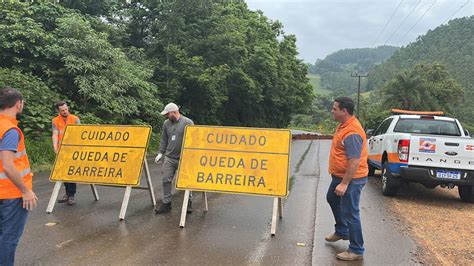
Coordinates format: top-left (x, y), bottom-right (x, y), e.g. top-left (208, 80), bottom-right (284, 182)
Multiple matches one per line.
top-left (0, 1), bottom-right (312, 170)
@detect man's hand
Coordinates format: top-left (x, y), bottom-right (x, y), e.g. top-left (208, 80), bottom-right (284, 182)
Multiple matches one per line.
top-left (155, 153), bottom-right (163, 164)
top-left (22, 190), bottom-right (38, 210)
top-left (335, 183), bottom-right (348, 196)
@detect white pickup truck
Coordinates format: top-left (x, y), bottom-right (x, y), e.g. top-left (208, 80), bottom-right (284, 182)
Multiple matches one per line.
top-left (366, 110), bottom-right (474, 203)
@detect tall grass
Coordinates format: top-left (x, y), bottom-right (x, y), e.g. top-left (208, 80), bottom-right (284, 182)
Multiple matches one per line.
top-left (25, 137), bottom-right (56, 172)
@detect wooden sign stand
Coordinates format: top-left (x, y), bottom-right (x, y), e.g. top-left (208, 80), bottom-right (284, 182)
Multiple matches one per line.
top-left (179, 191), bottom-right (283, 236)
top-left (46, 156), bottom-right (156, 220)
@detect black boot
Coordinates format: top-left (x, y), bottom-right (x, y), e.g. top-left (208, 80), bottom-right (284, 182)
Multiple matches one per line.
top-left (154, 202), bottom-right (172, 214)
top-left (58, 194), bottom-right (68, 203)
top-left (187, 200), bottom-right (193, 214)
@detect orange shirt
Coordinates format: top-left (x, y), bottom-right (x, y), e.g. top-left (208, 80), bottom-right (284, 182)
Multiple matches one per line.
top-left (52, 114), bottom-right (80, 145)
top-left (329, 116), bottom-right (368, 178)
top-left (0, 114), bottom-right (33, 199)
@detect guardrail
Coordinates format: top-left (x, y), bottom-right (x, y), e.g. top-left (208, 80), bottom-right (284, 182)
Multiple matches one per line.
top-left (292, 134), bottom-right (333, 140)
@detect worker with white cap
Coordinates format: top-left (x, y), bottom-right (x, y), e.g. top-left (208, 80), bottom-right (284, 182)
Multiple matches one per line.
top-left (154, 103), bottom-right (194, 214)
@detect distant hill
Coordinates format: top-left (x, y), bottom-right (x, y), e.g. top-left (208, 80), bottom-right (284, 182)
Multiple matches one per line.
top-left (307, 74), bottom-right (331, 95)
top-left (369, 16), bottom-right (474, 126)
top-left (308, 46), bottom-right (398, 93)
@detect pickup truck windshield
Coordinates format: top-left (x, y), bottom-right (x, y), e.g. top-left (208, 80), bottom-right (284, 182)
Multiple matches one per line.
top-left (394, 118), bottom-right (461, 136)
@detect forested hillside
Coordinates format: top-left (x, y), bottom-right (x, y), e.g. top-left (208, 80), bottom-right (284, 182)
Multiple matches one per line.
top-left (369, 16), bottom-right (474, 126)
top-left (308, 46), bottom-right (398, 93)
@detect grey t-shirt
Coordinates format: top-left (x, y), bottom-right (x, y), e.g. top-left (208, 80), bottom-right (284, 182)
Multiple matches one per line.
top-left (159, 115), bottom-right (194, 159)
top-left (343, 134), bottom-right (363, 159)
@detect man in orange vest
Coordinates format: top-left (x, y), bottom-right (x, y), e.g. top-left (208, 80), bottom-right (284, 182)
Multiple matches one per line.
top-left (326, 97), bottom-right (368, 261)
top-left (0, 87), bottom-right (37, 266)
top-left (52, 101), bottom-right (80, 205)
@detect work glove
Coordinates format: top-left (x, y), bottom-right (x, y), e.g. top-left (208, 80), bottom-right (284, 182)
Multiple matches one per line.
top-left (155, 153), bottom-right (163, 164)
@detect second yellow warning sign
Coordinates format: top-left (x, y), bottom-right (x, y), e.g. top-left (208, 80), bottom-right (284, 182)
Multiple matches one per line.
top-left (176, 126), bottom-right (291, 197)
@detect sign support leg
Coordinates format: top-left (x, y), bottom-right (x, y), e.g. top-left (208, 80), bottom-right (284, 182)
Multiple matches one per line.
top-left (119, 186), bottom-right (132, 220)
top-left (203, 192), bottom-right (208, 212)
top-left (278, 197), bottom-right (283, 219)
top-left (179, 190), bottom-right (190, 228)
top-left (46, 181), bottom-right (62, 213)
top-left (91, 185), bottom-right (99, 201)
top-left (271, 197), bottom-right (279, 236)
top-left (143, 158), bottom-right (156, 206)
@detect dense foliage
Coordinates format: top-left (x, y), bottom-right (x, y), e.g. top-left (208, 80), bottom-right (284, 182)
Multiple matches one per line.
top-left (0, 1), bottom-right (313, 168)
top-left (370, 16), bottom-right (474, 127)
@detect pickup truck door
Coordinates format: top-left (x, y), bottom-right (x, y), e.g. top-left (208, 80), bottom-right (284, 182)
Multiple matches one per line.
top-left (368, 118), bottom-right (393, 168)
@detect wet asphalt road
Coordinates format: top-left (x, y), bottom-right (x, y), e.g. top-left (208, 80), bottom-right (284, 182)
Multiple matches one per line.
top-left (17, 140), bottom-right (418, 265)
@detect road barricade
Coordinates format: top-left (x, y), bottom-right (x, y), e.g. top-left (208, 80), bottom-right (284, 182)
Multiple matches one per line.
top-left (176, 125), bottom-right (291, 235)
top-left (47, 124), bottom-right (155, 220)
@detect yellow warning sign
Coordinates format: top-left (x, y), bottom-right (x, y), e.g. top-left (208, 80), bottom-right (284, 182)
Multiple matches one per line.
top-left (176, 126), bottom-right (291, 197)
top-left (50, 125), bottom-right (151, 186)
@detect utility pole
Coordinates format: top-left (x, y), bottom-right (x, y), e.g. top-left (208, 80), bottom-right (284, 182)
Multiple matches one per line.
top-left (351, 73), bottom-right (368, 116)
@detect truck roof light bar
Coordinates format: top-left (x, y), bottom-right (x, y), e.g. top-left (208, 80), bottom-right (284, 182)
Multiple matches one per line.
top-left (391, 109), bottom-right (444, 116)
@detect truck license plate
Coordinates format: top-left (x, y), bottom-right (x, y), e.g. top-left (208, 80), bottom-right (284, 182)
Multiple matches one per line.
top-left (436, 170), bottom-right (461, 180)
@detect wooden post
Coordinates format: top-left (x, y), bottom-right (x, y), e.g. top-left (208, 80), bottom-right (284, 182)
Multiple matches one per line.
top-left (119, 186), bottom-right (132, 220)
top-left (179, 190), bottom-right (191, 228)
top-left (203, 192), bottom-right (208, 212)
top-left (91, 185), bottom-right (99, 201)
top-left (271, 197), bottom-right (279, 236)
top-left (143, 158), bottom-right (156, 206)
top-left (46, 181), bottom-right (62, 213)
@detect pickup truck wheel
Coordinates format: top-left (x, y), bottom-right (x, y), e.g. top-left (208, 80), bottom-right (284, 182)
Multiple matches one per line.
top-left (382, 161), bottom-right (399, 196)
top-left (458, 185), bottom-right (474, 203)
top-left (368, 162), bottom-right (376, 177)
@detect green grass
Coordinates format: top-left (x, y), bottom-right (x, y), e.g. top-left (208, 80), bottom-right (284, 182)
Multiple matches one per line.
top-left (307, 74), bottom-right (332, 96)
top-left (25, 137), bottom-right (56, 172)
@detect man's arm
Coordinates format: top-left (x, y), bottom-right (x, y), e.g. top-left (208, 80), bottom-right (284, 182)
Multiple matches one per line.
top-left (52, 121), bottom-right (59, 153)
top-left (158, 123), bottom-right (168, 154)
top-left (0, 150), bottom-right (37, 210)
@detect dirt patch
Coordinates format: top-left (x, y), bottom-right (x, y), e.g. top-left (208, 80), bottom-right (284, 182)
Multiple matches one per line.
top-left (370, 175), bottom-right (474, 265)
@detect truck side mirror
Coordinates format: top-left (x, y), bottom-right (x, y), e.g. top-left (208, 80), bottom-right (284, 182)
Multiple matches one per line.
top-left (366, 129), bottom-right (375, 138)
top-left (464, 129), bottom-right (470, 137)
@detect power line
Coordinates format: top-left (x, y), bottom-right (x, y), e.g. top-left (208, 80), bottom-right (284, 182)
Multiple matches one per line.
top-left (384, 0), bottom-right (422, 45)
top-left (371, 0), bottom-right (403, 47)
top-left (443, 0), bottom-right (471, 25)
top-left (399, 0), bottom-right (437, 45)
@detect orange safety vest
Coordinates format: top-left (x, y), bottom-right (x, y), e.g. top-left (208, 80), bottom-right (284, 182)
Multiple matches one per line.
top-left (52, 114), bottom-right (79, 145)
top-left (0, 114), bottom-right (33, 199)
top-left (329, 116), bottom-right (369, 179)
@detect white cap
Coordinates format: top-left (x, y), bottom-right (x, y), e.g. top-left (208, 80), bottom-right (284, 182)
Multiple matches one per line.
top-left (160, 103), bottom-right (179, 115)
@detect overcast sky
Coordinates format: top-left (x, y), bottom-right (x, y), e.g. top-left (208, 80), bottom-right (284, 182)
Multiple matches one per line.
top-left (246, 0), bottom-right (473, 63)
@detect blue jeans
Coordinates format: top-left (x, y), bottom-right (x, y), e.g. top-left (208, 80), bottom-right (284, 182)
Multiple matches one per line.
top-left (0, 198), bottom-right (29, 266)
top-left (326, 176), bottom-right (367, 255)
top-left (65, 182), bottom-right (76, 196)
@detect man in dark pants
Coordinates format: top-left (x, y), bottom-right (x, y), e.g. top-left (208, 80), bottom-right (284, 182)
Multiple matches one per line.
top-left (154, 103), bottom-right (194, 214)
top-left (0, 87), bottom-right (38, 266)
top-left (326, 96), bottom-right (368, 261)
top-left (52, 101), bottom-right (80, 205)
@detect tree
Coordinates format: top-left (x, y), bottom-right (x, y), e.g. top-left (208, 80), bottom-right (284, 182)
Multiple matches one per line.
top-left (123, 1), bottom-right (313, 127)
top-left (381, 63), bottom-right (464, 113)
top-left (0, 68), bottom-right (60, 139)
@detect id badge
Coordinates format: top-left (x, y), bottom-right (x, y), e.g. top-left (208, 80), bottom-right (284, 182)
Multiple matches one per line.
top-left (171, 135), bottom-right (176, 141)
